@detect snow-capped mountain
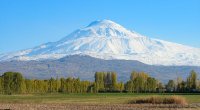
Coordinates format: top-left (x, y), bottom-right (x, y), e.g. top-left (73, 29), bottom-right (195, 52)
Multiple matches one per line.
top-left (1, 20), bottom-right (200, 66)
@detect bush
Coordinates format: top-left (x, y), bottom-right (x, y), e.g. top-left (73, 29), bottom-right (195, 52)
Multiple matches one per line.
top-left (128, 96), bottom-right (187, 105)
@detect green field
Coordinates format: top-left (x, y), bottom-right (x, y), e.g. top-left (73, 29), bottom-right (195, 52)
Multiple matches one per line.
top-left (0, 93), bottom-right (200, 104)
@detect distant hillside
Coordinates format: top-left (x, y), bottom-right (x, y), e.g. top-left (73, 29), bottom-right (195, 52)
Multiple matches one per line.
top-left (0, 55), bottom-right (199, 83)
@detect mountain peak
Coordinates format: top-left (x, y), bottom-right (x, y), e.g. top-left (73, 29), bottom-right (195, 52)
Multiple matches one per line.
top-left (87, 19), bottom-right (118, 27)
top-left (82, 19), bottom-right (139, 39)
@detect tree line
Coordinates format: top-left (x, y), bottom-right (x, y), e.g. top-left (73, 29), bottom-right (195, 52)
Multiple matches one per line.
top-left (165, 70), bottom-right (199, 93)
top-left (0, 70), bottom-right (199, 94)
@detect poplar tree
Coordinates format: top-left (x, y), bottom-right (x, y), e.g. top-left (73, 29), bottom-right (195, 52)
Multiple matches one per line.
top-left (111, 72), bottom-right (117, 91)
top-left (187, 70), bottom-right (197, 90)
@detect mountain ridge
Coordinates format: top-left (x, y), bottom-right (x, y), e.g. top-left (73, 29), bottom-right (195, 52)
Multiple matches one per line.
top-left (0, 55), bottom-right (200, 82)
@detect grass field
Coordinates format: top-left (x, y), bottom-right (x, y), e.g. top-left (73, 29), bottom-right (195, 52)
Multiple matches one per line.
top-left (1, 93), bottom-right (200, 110)
top-left (0, 93), bottom-right (200, 104)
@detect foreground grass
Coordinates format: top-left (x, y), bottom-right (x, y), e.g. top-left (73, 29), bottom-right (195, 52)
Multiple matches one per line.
top-left (0, 93), bottom-right (200, 104)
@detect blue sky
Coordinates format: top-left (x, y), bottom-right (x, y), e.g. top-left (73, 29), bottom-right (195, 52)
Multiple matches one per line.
top-left (0, 0), bottom-right (200, 53)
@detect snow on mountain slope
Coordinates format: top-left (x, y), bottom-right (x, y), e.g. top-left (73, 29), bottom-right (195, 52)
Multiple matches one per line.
top-left (1, 20), bottom-right (200, 66)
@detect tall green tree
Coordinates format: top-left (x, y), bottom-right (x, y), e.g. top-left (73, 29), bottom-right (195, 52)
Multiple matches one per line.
top-left (0, 77), bottom-right (4, 94)
top-left (187, 70), bottom-right (197, 90)
top-left (111, 72), bottom-right (117, 91)
top-left (146, 77), bottom-right (157, 92)
top-left (2, 72), bottom-right (26, 94)
top-left (117, 82), bottom-right (124, 92)
top-left (60, 78), bottom-right (65, 92)
top-left (125, 81), bottom-right (134, 93)
top-left (94, 72), bottom-right (105, 92)
top-left (130, 71), bottom-right (137, 81)
top-left (166, 80), bottom-right (175, 92)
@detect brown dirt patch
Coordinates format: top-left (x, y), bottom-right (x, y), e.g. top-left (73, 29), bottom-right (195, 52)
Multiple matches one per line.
top-left (0, 103), bottom-right (199, 110)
